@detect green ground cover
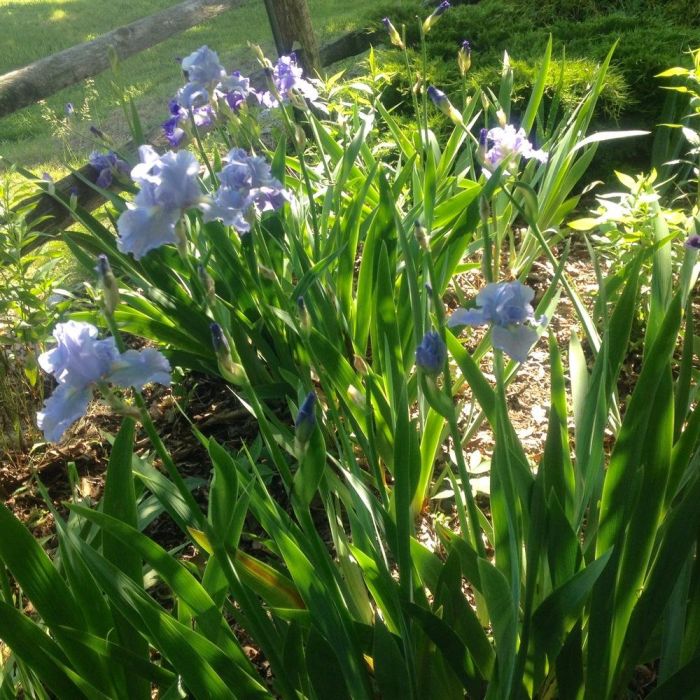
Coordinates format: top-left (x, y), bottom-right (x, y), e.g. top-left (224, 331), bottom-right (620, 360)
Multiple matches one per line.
top-left (0, 0), bottom-right (377, 176)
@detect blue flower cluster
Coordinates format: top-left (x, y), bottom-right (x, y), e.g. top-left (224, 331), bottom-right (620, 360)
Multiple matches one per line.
top-left (260, 54), bottom-right (319, 108)
top-left (163, 47), bottom-right (319, 147)
top-left (163, 99), bottom-right (214, 148)
top-left (37, 321), bottom-right (171, 442)
top-left (89, 150), bottom-right (129, 188)
top-left (202, 148), bottom-right (288, 233)
top-left (117, 145), bottom-right (204, 259)
top-left (162, 46), bottom-right (256, 147)
top-left (448, 281), bottom-right (546, 362)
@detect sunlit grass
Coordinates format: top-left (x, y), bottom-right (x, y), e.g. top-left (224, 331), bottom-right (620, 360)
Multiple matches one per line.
top-left (0, 0), bottom-right (379, 174)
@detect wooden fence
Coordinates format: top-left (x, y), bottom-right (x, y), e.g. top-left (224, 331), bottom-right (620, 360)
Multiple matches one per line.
top-left (0, 0), bottom-right (380, 248)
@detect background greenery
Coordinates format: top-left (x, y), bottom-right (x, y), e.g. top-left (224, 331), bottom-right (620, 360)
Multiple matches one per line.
top-left (0, 0), bottom-right (377, 175)
top-left (2, 0), bottom-right (700, 180)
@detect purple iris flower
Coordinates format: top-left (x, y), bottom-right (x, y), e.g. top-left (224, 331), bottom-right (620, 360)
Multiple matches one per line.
top-left (89, 150), bottom-right (129, 188)
top-left (37, 321), bottom-right (170, 442)
top-left (117, 146), bottom-right (203, 259)
top-left (162, 99), bottom-right (214, 148)
top-left (685, 234), bottom-right (700, 250)
top-left (448, 281), bottom-right (546, 363)
top-left (202, 148), bottom-right (288, 233)
top-left (483, 124), bottom-right (548, 172)
top-left (218, 70), bottom-right (256, 111)
top-left (260, 54), bottom-right (319, 108)
top-left (177, 82), bottom-right (210, 109)
top-left (416, 330), bottom-right (447, 376)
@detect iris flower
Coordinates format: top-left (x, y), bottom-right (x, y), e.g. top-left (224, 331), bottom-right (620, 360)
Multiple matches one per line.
top-left (448, 281), bottom-right (546, 362)
top-left (37, 321), bottom-right (170, 442)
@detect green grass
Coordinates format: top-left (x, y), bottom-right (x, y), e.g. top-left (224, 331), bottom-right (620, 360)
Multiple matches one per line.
top-left (0, 0), bottom-right (378, 176)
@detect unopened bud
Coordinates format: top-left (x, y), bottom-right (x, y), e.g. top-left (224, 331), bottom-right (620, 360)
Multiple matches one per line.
top-left (297, 296), bottom-right (310, 332)
top-left (210, 323), bottom-right (245, 384)
top-left (479, 195), bottom-right (491, 222)
top-left (423, 1), bottom-right (450, 33)
top-left (295, 391), bottom-right (317, 446)
top-left (415, 330), bottom-right (446, 377)
top-left (382, 17), bottom-right (405, 50)
top-left (347, 384), bottom-right (365, 409)
top-left (427, 86), bottom-right (463, 126)
top-left (478, 128), bottom-right (488, 162)
top-left (414, 222), bottom-right (430, 251)
top-left (458, 40), bottom-right (472, 76)
top-left (294, 124), bottom-right (306, 150)
top-left (496, 109), bottom-right (507, 127)
top-left (175, 220), bottom-right (188, 259)
top-left (95, 254), bottom-right (120, 315)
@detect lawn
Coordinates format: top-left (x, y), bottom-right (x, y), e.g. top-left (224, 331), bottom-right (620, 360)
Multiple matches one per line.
top-left (0, 0), bottom-right (379, 176)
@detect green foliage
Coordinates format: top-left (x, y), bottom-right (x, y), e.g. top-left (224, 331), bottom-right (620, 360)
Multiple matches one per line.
top-left (371, 0), bottom-right (700, 125)
top-left (0, 170), bottom-right (70, 450)
top-left (1, 30), bottom-right (700, 700)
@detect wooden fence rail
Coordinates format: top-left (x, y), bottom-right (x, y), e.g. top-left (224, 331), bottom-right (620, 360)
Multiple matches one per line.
top-left (0, 0), bottom-right (245, 120)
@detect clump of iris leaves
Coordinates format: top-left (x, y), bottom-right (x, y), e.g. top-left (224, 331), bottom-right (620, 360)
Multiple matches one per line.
top-left (1, 7), bottom-right (700, 700)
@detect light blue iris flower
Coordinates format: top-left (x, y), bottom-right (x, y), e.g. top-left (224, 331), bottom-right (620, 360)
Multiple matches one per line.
top-left (117, 146), bottom-right (203, 259)
top-left (202, 148), bottom-right (288, 232)
top-left (448, 281), bottom-right (546, 363)
top-left (181, 45), bottom-right (225, 86)
top-left (483, 125), bottom-right (548, 172)
top-left (37, 321), bottom-right (170, 442)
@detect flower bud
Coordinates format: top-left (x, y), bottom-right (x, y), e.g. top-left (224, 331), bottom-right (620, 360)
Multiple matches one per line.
top-left (414, 221), bottom-right (430, 251)
top-left (478, 128), bottom-right (489, 162)
top-left (496, 109), bottom-right (507, 127)
top-left (458, 40), bottom-right (472, 76)
top-left (295, 391), bottom-right (317, 445)
top-left (210, 323), bottom-right (245, 384)
top-left (415, 330), bottom-right (447, 377)
top-left (427, 86), bottom-right (463, 126)
top-left (685, 234), bottom-right (700, 250)
top-left (479, 194), bottom-right (491, 222)
top-left (95, 254), bottom-right (120, 315)
top-left (294, 124), bottom-right (306, 151)
top-left (423, 1), bottom-right (450, 33)
top-left (382, 17), bottom-right (404, 50)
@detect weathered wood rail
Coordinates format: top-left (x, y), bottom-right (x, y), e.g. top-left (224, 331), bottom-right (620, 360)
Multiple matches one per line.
top-left (0, 0), bottom-right (245, 119)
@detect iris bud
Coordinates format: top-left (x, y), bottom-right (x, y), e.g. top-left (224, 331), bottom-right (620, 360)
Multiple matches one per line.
top-left (95, 254), bottom-right (120, 315)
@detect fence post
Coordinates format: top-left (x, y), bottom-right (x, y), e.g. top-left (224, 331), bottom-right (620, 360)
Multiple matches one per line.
top-left (262, 0), bottom-right (320, 75)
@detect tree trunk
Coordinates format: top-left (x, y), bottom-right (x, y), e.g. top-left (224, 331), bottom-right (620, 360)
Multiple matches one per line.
top-left (0, 0), bottom-right (242, 119)
top-left (262, 0), bottom-right (320, 75)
